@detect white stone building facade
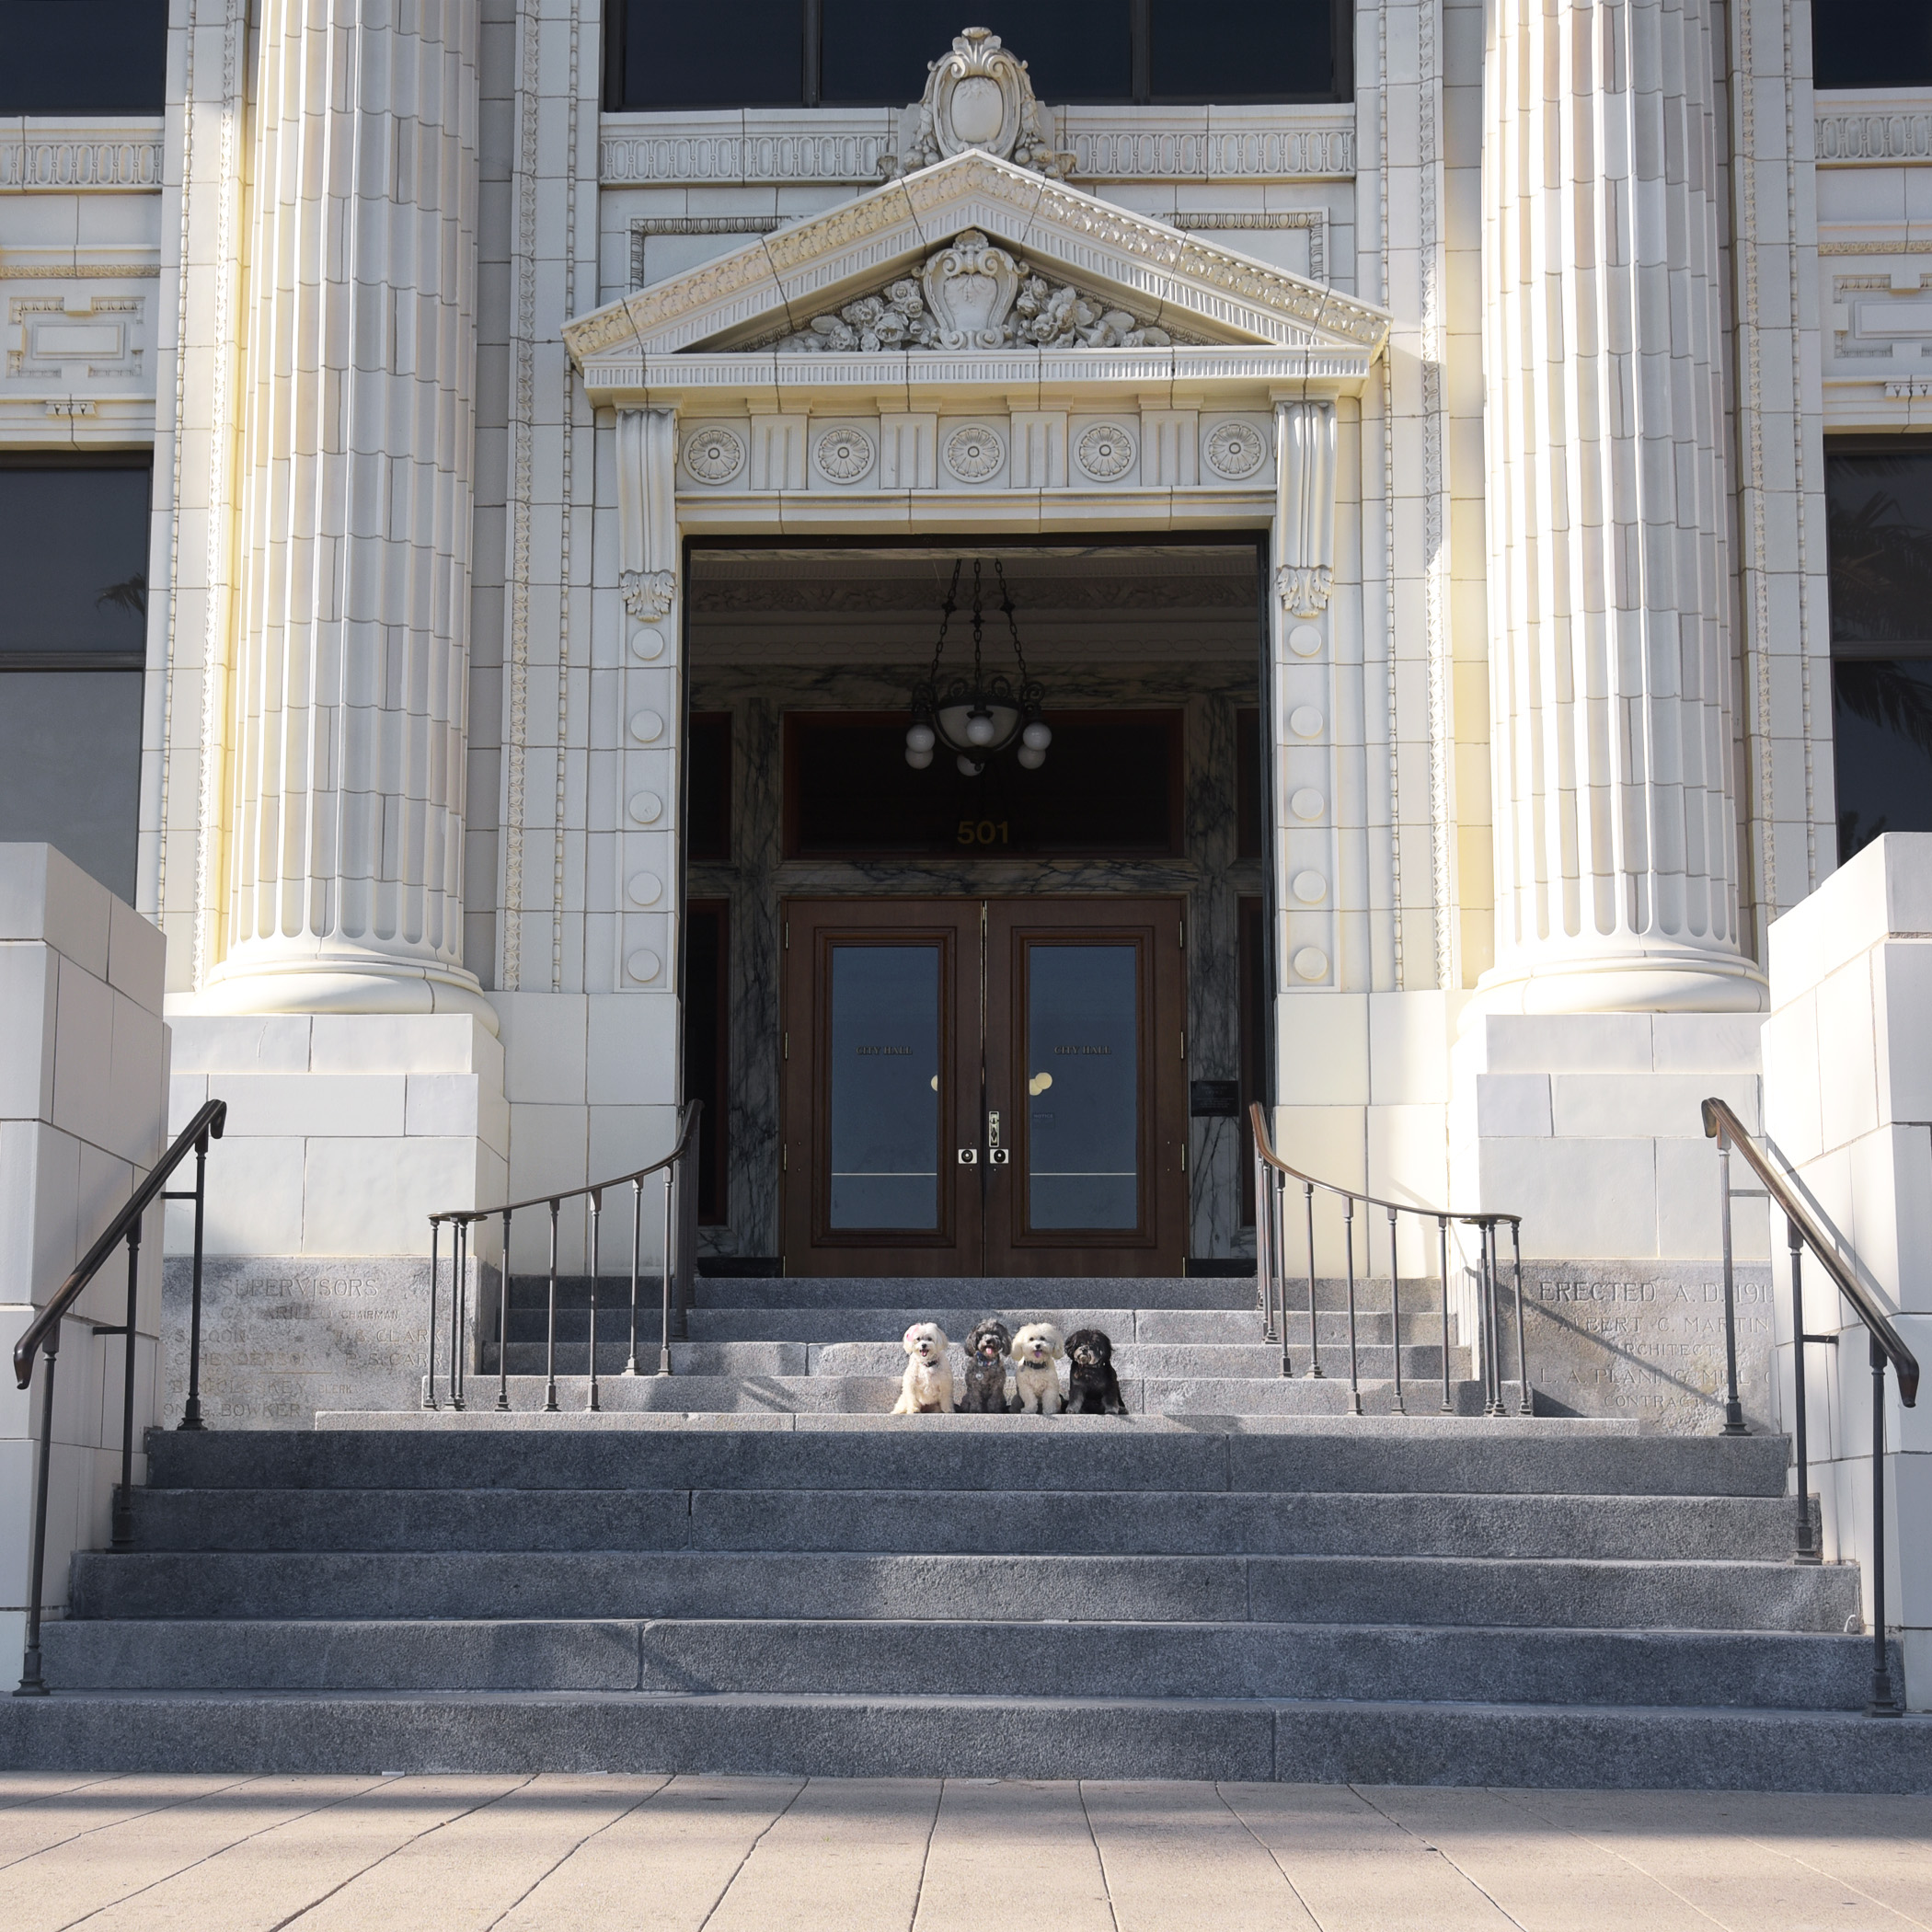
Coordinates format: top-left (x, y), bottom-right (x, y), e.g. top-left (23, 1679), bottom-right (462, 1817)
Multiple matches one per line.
top-left (0, 0), bottom-right (1927, 1396)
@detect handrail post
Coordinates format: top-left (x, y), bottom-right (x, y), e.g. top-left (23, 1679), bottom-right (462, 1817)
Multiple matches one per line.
top-left (1868, 1335), bottom-right (1902, 1716)
top-left (1437, 1215), bottom-right (1453, 1413)
top-left (544, 1199), bottom-right (561, 1413)
top-left (1788, 1217), bottom-right (1818, 1562)
top-left (1343, 1194), bottom-right (1362, 1415)
top-left (627, 1177), bottom-right (643, 1374)
top-left (177, 1131), bottom-right (209, 1431)
top-left (657, 1167), bottom-right (674, 1376)
top-left (1386, 1203), bottom-right (1404, 1415)
top-left (1304, 1179), bottom-right (1321, 1378)
top-left (586, 1189), bottom-right (603, 1413)
top-left (1717, 1133), bottom-right (1746, 1434)
top-left (423, 1219), bottom-right (442, 1409)
top-left (449, 1218), bottom-right (467, 1412)
top-left (1256, 1144), bottom-right (1275, 1343)
top-left (1481, 1222), bottom-right (1504, 1417)
top-left (497, 1208), bottom-right (512, 1411)
top-left (111, 1218), bottom-right (140, 1550)
top-left (1274, 1171), bottom-right (1290, 1377)
top-left (1510, 1220), bottom-right (1531, 1415)
top-left (14, 1328), bottom-right (58, 1695)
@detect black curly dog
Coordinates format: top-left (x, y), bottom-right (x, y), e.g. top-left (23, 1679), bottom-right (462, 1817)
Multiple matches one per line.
top-left (1064, 1328), bottom-right (1128, 1415)
top-left (959, 1318), bottom-right (1013, 1412)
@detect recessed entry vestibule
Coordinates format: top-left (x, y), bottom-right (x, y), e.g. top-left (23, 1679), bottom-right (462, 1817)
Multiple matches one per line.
top-left (682, 539), bottom-right (1271, 1278)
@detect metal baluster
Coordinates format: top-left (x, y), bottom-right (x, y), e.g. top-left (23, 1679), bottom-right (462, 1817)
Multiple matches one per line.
top-left (1438, 1215), bottom-right (1453, 1413)
top-left (14, 1328), bottom-right (58, 1694)
top-left (111, 1220), bottom-right (140, 1548)
top-left (1275, 1171), bottom-right (1290, 1378)
top-left (627, 1177), bottom-right (643, 1374)
top-left (449, 1218), bottom-right (467, 1411)
top-left (1717, 1135), bottom-right (1746, 1434)
top-left (177, 1131), bottom-right (210, 1430)
top-left (423, 1218), bottom-right (442, 1409)
top-left (1789, 1219), bottom-right (1818, 1562)
top-left (1868, 1336), bottom-right (1902, 1716)
top-left (586, 1190), bottom-right (602, 1413)
top-left (1343, 1194), bottom-right (1362, 1416)
top-left (497, 1208), bottom-right (512, 1411)
top-left (1304, 1179), bottom-right (1322, 1378)
top-left (544, 1199), bottom-right (561, 1413)
top-left (1257, 1148), bottom-right (1276, 1344)
top-left (1510, 1220), bottom-right (1531, 1415)
top-left (658, 1167), bottom-right (674, 1375)
top-left (1482, 1223), bottom-right (1504, 1417)
top-left (1387, 1204), bottom-right (1404, 1415)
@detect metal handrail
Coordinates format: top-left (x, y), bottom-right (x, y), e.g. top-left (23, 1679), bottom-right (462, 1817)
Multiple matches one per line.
top-left (1248, 1103), bottom-right (1529, 1416)
top-left (13, 1098), bottom-right (226, 1697)
top-left (1702, 1098), bottom-right (1917, 1402)
top-left (1703, 1095), bottom-right (1915, 1718)
top-left (424, 1099), bottom-right (703, 1412)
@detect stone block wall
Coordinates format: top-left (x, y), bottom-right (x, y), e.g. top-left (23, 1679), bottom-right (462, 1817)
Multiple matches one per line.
top-left (0, 844), bottom-right (169, 1668)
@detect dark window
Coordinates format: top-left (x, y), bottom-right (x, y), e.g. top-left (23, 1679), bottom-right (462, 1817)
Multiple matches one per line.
top-left (684, 901), bottom-right (730, 1225)
top-left (0, 456), bottom-right (150, 903)
top-left (687, 713), bottom-right (732, 862)
top-left (609, 0), bottom-right (1348, 108)
top-left (1815, 2), bottom-right (1932, 89)
top-left (1236, 707), bottom-right (1264, 860)
top-left (784, 711), bottom-right (1183, 859)
top-left (1827, 441), bottom-right (1932, 864)
top-left (0, 1), bottom-right (167, 115)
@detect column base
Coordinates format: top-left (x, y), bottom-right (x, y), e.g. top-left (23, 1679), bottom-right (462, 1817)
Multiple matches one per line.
top-left (1472, 946), bottom-right (1766, 1017)
top-left (189, 957), bottom-right (500, 1033)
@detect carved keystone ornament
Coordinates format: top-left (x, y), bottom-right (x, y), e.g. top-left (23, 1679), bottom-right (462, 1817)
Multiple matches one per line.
top-left (880, 27), bottom-right (1074, 181)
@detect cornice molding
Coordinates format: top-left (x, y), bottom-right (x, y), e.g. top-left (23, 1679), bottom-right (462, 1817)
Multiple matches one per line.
top-left (1814, 90), bottom-right (1932, 165)
top-left (598, 105), bottom-right (1356, 186)
top-left (0, 120), bottom-right (166, 190)
top-left (568, 148), bottom-right (1389, 369)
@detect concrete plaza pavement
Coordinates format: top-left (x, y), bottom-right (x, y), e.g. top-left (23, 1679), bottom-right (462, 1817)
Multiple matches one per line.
top-left (0, 1772), bottom-right (1928, 1928)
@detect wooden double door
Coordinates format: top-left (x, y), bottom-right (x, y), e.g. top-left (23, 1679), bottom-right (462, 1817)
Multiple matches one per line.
top-left (779, 897), bottom-right (1187, 1276)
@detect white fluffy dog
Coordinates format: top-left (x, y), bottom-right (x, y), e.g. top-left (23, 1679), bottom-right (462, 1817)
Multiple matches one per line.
top-left (891, 1322), bottom-right (954, 1414)
top-left (1009, 1322), bottom-right (1065, 1415)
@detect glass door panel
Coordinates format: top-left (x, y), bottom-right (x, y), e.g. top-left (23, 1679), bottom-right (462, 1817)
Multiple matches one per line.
top-left (1025, 943), bottom-right (1139, 1229)
top-left (828, 943), bottom-right (941, 1229)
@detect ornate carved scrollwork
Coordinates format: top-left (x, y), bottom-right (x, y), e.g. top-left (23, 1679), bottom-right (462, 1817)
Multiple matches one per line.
top-left (620, 569), bottom-right (677, 620)
top-left (773, 230), bottom-right (1174, 354)
top-left (880, 28), bottom-right (1075, 182)
top-left (1275, 564), bottom-right (1335, 619)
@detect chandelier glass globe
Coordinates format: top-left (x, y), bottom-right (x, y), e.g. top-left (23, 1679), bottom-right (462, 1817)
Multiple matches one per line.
top-left (903, 558), bottom-right (1048, 773)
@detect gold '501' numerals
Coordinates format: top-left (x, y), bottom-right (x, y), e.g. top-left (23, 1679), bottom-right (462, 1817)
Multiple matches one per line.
top-left (956, 819), bottom-right (1010, 845)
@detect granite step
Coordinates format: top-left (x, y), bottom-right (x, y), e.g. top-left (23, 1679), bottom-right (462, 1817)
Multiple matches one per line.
top-left (688, 1276), bottom-right (1284, 1312)
top-left (4, 1692), bottom-right (1927, 1788)
top-left (677, 1307), bottom-right (1442, 1344)
top-left (36, 1619), bottom-right (1893, 1710)
top-left (144, 1421), bottom-right (1785, 1500)
top-left (124, 1485), bottom-right (1803, 1560)
top-left (69, 1548), bottom-right (1861, 1630)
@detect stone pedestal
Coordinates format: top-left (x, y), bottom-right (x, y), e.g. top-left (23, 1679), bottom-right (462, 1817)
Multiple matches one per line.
top-left (1762, 834), bottom-right (1932, 1709)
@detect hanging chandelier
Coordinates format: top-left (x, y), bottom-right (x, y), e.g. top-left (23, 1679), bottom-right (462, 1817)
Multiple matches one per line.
top-left (904, 558), bottom-right (1052, 776)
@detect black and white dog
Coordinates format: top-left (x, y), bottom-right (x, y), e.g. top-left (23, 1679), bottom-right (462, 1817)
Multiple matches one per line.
top-left (959, 1318), bottom-right (1013, 1412)
top-left (1064, 1328), bottom-right (1128, 1415)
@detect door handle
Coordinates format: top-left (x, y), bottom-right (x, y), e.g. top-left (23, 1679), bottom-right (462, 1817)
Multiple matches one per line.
top-left (987, 1110), bottom-right (1010, 1167)
top-left (958, 1147), bottom-right (979, 1165)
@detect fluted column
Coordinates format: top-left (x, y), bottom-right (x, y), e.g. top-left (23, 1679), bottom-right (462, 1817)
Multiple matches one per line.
top-left (1481, 0), bottom-right (1764, 1012)
top-left (206, 0), bottom-right (489, 1018)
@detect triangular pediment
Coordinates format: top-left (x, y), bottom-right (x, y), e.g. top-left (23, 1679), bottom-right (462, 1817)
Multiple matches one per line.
top-left (563, 149), bottom-right (1389, 366)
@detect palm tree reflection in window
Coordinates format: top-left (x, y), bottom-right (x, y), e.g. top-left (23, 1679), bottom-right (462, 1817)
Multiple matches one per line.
top-left (95, 573), bottom-right (145, 621)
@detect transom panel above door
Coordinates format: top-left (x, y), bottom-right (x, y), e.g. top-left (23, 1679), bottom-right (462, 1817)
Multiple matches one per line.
top-left (780, 896), bottom-right (1187, 1277)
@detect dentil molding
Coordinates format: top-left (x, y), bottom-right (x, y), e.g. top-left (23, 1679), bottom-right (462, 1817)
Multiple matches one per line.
top-left (0, 121), bottom-right (165, 191)
top-left (599, 105), bottom-right (1355, 187)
